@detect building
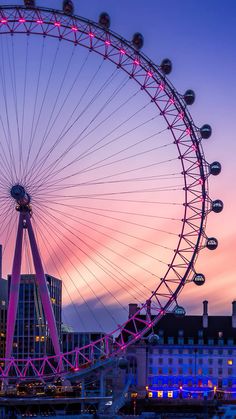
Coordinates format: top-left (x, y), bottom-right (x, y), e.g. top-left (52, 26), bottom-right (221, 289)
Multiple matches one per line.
top-left (0, 279), bottom-right (7, 359)
top-left (8, 274), bottom-right (62, 359)
top-left (62, 327), bottom-right (106, 365)
top-left (0, 245), bottom-right (7, 359)
top-left (125, 301), bottom-right (236, 400)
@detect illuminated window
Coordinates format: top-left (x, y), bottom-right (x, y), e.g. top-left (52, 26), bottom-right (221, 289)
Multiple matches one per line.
top-left (158, 391), bottom-right (163, 398)
top-left (168, 391), bottom-right (173, 398)
top-left (148, 392), bottom-right (153, 398)
top-left (228, 359), bottom-right (233, 365)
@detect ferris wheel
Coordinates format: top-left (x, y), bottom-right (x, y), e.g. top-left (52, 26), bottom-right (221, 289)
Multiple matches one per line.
top-left (0, 0), bottom-right (222, 379)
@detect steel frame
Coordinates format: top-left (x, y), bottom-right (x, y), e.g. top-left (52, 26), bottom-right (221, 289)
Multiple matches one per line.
top-left (0, 5), bottom-right (210, 379)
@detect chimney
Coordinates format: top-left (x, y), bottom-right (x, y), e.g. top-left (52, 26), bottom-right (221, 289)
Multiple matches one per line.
top-left (129, 303), bottom-right (138, 318)
top-left (232, 301), bottom-right (236, 328)
top-left (203, 300), bottom-right (208, 328)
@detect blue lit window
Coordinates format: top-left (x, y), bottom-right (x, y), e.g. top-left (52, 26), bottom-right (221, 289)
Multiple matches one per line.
top-left (168, 337), bottom-right (174, 345)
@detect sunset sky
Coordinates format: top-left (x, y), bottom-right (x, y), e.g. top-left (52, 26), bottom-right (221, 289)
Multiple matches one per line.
top-left (0, 0), bottom-right (235, 332)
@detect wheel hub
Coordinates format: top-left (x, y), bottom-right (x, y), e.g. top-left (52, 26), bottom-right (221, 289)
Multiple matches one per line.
top-left (10, 184), bottom-right (31, 209)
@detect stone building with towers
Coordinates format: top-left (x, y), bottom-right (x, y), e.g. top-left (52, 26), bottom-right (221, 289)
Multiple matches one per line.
top-left (124, 301), bottom-right (236, 400)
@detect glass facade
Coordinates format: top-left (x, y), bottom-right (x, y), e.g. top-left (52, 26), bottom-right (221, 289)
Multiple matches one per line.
top-left (8, 274), bottom-right (62, 358)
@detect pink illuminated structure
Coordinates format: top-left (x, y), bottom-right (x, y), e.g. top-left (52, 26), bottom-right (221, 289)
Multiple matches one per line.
top-left (6, 185), bottom-right (61, 360)
top-left (0, 4), bottom-right (222, 381)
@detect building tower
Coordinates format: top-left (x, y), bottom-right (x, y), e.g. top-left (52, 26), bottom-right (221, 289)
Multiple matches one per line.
top-left (8, 274), bottom-right (62, 359)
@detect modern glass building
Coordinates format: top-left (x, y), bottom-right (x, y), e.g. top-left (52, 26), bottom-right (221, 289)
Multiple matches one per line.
top-left (0, 279), bottom-right (7, 360)
top-left (8, 274), bottom-right (62, 359)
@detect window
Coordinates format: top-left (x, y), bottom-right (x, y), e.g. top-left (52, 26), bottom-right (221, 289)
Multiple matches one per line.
top-left (168, 368), bottom-right (173, 375)
top-left (218, 368), bottom-right (223, 376)
top-left (178, 338), bottom-right (184, 345)
top-left (199, 359), bottom-right (203, 365)
top-left (188, 358), bottom-right (193, 365)
top-left (178, 358), bottom-right (183, 365)
top-left (198, 368), bottom-right (202, 375)
top-left (227, 340), bottom-right (233, 347)
top-left (198, 330), bottom-right (203, 337)
top-left (168, 337), bottom-right (174, 345)
top-left (208, 368), bottom-right (213, 375)
top-left (178, 368), bottom-right (183, 374)
top-left (218, 359), bottom-right (223, 365)
top-left (168, 358), bottom-right (173, 365)
top-left (208, 359), bottom-right (213, 365)
top-left (218, 349), bottom-right (223, 355)
top-left (158, 368), bottom-right (163, 374)
top-left (188, 368), bottom-right (192, 375)
top-left (218, 331), bottom-right (223, 338)
top-left (198, 339), bottom-right (204, 345)
top-left (178, 330), bottom-right (184, 337)
top-left (227, 359), bottom-right (233, 365)
top-left (159, 358), bottom-right (163, 365)
top-left (218, 339), bottom-right (224, 346)
top-left (228, 368), bottom-right (233, 376)
top-left (188, 338), bottom-right (194, 345)
top-left (208, 340), bottom-right (214, 346)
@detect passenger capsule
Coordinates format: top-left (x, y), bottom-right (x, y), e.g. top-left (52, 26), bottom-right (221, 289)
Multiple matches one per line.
top-left (184, 89), bottom-right (195, 105)
top-left (174, 305), bottom-right (186, 317)
top-left (148, 334), bottom-right (159, 345)
top-left (160, 58), bottom-right (172, 75)
top-left (99, 12), bottom-right (111, 29)
top-left (193, 273), bottom-right (205, 286)
top-left (24, 0), bottom-right (35, 7)
top-left (62, 0), bottom-right (74, 15)
top-left (212, 199), bottom-right (224, 213)
top-left (132, 33), bottom-right (144, 50)
top-left (200, 124), bottom-right (212, 139)
top-left (206, 237), bottom-right (218, 250)
top-left (118, 358), bottom-right (128, 369)
top-left (210, 161), bottom-right (221, 176)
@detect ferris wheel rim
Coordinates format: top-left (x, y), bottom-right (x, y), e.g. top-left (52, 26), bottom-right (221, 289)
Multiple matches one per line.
top-left (0, 4), bottom-right (210, 377)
